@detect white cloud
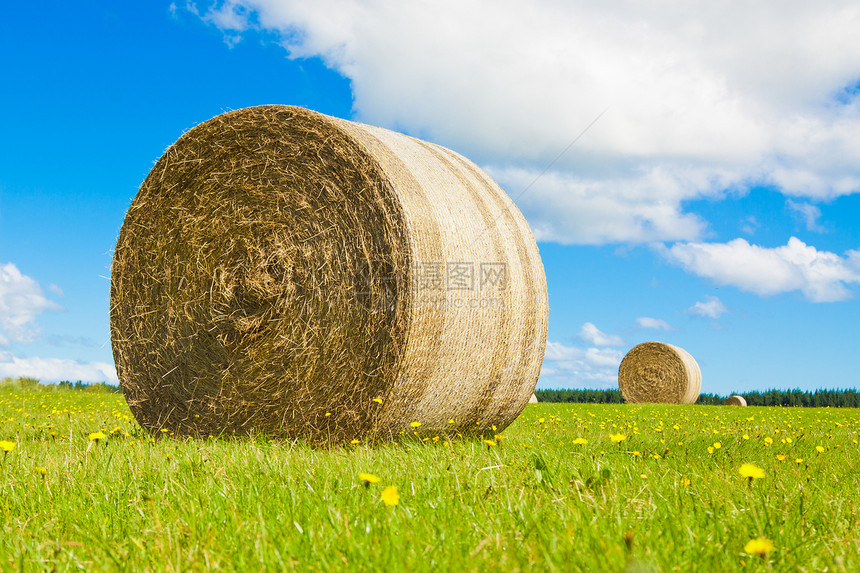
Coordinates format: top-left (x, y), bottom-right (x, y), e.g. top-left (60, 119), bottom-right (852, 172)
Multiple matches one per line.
top-left (688, 295), bottom-right (728, 319)
top-left (0, 353), bottom-right (118, 384)
top-left (0, 263), bottom-right (63, 345)
top-left (192, 0), bottom-right (860, 244)
top-left (786, 199), bottom-right (825, 232)
top-left (636, 317), bottom-right (672, 331)
top-left (665, 237), bottom-right (860, 302)
top-left (578, 322), bottom-right (624, 346)
top-left (741, 216), bottom-right (759, 236)
top-left (541, 340), bottom-right (623, 387)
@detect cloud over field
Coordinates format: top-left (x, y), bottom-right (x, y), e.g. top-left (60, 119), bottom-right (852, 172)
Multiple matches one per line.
top-left (0, 353), bottom-right (118, 384)
top-left (636, 317), bottom-right (672, 331)
top-left (192, 0), bottom-right (860, 245)
top-left (542, 323), bottom-right (625, 387)
top-left (664, 238), bottom-right (860, 302)
top-left (0, 263), bottom-right (63, 345)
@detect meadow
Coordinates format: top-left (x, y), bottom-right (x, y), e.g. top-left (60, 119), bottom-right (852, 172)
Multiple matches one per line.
top-left (1, 384), bottom-right (858, 571)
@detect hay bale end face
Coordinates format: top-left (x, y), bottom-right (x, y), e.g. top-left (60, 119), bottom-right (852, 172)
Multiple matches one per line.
top-left (110, 105), bottom-right (548, 444)
top-left (617, 342), bottom-right (701, 404)
top-left (725, 395), bottom-right (747, 407)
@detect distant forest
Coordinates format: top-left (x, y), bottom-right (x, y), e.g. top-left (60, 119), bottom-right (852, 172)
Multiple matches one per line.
top-left (535, 388), bottom-right (860, 408)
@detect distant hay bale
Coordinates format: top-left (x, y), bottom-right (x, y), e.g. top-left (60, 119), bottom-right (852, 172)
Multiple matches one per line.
top-left (529, 394), bottom-right (539, 404)
top-left (617, 342), bottom-right (701, 404)
top-left (110, 105), bottom-right (548, 444)
top-left (725, 395), bottom-right (747, 407)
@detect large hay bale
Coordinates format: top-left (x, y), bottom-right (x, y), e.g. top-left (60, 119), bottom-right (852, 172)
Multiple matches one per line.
top-left (111, 105), bottom-right (548, 444)
top-left (617, 342), bottom-right (701, 404)
top-left (529, 394), bottom-right (539, 404)
top-left (725, 395), bottom-right (747, 407)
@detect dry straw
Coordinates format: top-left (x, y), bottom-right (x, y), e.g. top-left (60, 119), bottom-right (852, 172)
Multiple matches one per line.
top-left (617, 342), bottom-right (701, 404)
top-left (529, 394), bottom-right (539, 404)
top-left (725, 395), bottom-right (747, 407)
top-left (111, 105), bottom-right (548, 445)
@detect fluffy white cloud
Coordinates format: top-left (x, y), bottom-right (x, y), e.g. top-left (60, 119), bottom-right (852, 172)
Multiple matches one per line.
top-left (578, 322), bottom-right (624, 346)
top-left (664, 238), bottom-right (860, 302)
top-left (0, 353), bottom-right (118, 383)
top-left (192, 0), bottom-right (860, 244)
top-left (0, 263), bottom-right (63, 345)
top-left (636, 317), bottom-right (673, 331)
top-left (541, 340), bottom-right (623, 387)
top-left (689, 296), bottom-right (728, 319)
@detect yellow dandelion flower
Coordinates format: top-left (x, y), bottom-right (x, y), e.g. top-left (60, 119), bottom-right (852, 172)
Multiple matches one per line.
top-left (815, 446), bottom-right (825, 453)
top-left (640, 474), bottom-right (648, 479)
top-left (358, 472), bottom-right (381, 484)
top-left (738, 464), bottom-right (765, 479)
top-left (764, 437), bottom-right (773, 445)
top-left (631, 450), bottom-right (641, 457)
top-left (410, 422), bottom-right (422, 428)
top-left (88, 432), bottom-right (106, 442)
top-left (0, 440), bottom-right (15, 453)
top-left (35, 466), bottom-right (47, 476)
top-left (713, 442), bottom-right (721, 449)
top-left (372, 398), bottom-right (383, 404)
top-left (776, 454), bottom-right (786, 461)
top-left (744, 537), bottom-right (774, 556)
top-left (381, 485), bottom-right (400, 507)
top-left (742, 434), bottom-right (750, 440)
top-left (484, 439), bottom-right (497, 448)
top-left (680, 478), bottom-right (691, 487)
top-left (785, 437), bottom-right (792, 443)
top-left (448, 419), bottom-right (455, 424)
top-left (325, 412), bottom-right (331, 417)
top-left (707, 446), bottom-right (714, 454)
top-left (350, 439), bottom-right (360, 445)
top-left (609, 433), bottom-right (627, 443)
top-left (538, 418), bottom-right (545, 424)
top-left (572, 438), bottom-right (587, 445)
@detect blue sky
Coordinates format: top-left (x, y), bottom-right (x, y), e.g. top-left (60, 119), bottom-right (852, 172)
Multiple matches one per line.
top-left (1, 1), bottom-right (858, 395)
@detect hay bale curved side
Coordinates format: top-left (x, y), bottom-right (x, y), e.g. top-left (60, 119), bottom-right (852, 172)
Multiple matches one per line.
top-left (617, 342), bottom-right (701, 404)
top-left (111, 105), bottom-right (548, 443)
top-left (725, 395), bottom-right (747, 407)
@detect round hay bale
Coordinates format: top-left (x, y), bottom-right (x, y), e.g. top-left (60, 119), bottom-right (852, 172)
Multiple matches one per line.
top-left (725, 395), bottom-right (747, 407)
top-left (529, 394), bottom-right (539, 404)
top-left (617, 342), bottom-right (701, 404)
top-left (111, 105), bottom-right (548, 444)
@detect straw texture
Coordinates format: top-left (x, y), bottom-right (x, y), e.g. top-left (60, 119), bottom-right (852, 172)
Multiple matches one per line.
top-left (529, 394), bottom-right (539, 404)
top-left (617, 342), bottom-right (701, 404)
top-left (110, 105), bottom-right (548, 444)
top-left (725, 395), bottom-right (747, 407)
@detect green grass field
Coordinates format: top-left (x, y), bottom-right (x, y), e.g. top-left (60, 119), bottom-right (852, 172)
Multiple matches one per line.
top-left (1, 386), bottom-right (858, 571)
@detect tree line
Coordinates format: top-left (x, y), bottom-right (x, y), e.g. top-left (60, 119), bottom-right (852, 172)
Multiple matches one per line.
top-left (0, 377), bottom-right (120, 393)
top-left (535, 388), bottom-right (860, 408)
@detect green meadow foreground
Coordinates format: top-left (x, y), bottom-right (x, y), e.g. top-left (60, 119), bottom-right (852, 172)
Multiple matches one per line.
top-left (1, 387), bottom-right (858, 571)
